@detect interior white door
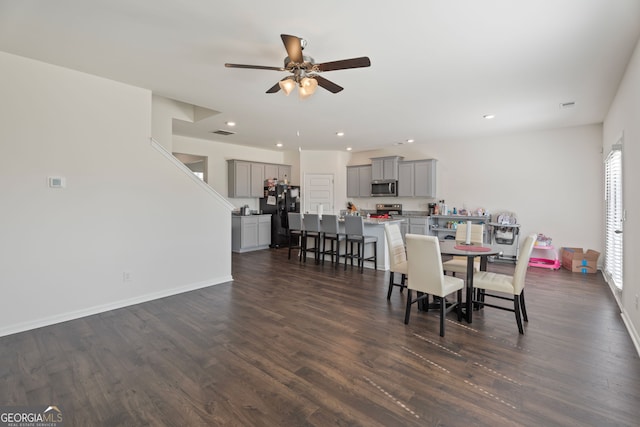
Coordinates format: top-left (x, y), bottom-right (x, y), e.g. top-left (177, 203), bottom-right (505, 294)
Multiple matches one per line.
top-left (303, 173), bottom-right (334, 214)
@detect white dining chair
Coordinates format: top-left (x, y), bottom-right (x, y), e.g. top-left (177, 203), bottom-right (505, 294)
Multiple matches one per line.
top-left (471, 233), bottom-right (537, 334)
top-left (384, 223), bottom-right (407, 299)
top-left (405, 234), bottom-right (464, 337)
top-left (442, 223), bottom-right (484, 276)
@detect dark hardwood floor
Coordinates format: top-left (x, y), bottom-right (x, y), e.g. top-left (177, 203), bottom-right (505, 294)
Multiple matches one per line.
top-left (1, 248), bottom-right (639, 426)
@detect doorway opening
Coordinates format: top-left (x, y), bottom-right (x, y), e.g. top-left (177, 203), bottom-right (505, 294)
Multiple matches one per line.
top-left (173, 153), bottom-right (208, 183)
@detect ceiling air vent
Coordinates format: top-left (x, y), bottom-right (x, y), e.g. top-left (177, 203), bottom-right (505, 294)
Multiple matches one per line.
top-left (211, 129), bottom-right (235, 136)
top-left (559, 101), bottom-right (576, 109)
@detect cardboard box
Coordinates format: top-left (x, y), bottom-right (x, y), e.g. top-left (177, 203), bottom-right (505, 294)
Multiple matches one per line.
top-left (560, 247), bottom-right (600, 273)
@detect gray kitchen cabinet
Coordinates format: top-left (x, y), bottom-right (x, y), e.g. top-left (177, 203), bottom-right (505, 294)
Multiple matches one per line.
top-left (346, 165), bottom-right (372, 197)
top-left (229, 160), bottom-right (292, 197)
top-left (264, 164), bottom-right (291, 183)
top-left (397, 162), bottom-right (414, 197)
top-left (408, 216), bottom-right (430, 235)
top-left (250, 163), bottom-right (265, 197)
top-left (397, 159), bottom-right (437, 198)
top-left (278, 165), bottom-right (291, 183)
top-left (264, 164), bottom-right (278, 181)
top-left (232, 214), bottom-right (272, 253)
top-left (413, 159), bottom-right (437, 197)
top-left (371, 156), bottom-right (403, 181)
top-left (227, 160), bottom-right (251, 197)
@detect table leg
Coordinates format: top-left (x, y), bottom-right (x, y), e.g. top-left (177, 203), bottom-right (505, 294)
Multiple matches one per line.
top-left (465, 256), bottom-right (474, 323)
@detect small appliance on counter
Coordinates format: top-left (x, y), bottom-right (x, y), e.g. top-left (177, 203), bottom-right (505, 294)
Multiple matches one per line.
top-left (260, 182), bottom-right (300, 248)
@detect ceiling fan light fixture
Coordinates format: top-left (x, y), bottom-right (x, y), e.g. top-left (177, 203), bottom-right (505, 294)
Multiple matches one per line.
top-left (279, 78), bottom-right (296, 96)
top-left (299, 77), bottom-right (318, 99)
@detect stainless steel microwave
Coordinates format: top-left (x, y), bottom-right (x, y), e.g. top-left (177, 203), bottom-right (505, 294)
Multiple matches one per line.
top-left (371, 180), bottom-right (398, 197)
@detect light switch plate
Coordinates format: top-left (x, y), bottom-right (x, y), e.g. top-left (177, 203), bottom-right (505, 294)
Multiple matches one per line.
top-left (48, 176), bottom-right (66, 188)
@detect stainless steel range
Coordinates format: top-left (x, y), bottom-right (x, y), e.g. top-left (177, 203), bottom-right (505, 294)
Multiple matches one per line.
top-left (372, 203), bottom-right (403, 218)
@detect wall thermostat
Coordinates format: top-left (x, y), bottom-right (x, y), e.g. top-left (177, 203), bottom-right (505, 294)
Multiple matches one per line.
top-left (48, 176), bottom-right (66, 188)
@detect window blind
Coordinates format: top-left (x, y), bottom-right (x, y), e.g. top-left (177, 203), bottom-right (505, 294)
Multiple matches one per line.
top-left (604, 145), bottom-right (623, 290)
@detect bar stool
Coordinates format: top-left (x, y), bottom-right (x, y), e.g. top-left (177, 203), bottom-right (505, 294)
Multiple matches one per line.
top-left (287, 212), bottom-right (304, 261)
top-left (344, 215), bottom-right (377, 273)
top-left (302, 214), bottom-right (322, 264)
top-left (320, 214), bottom-right (345, 267)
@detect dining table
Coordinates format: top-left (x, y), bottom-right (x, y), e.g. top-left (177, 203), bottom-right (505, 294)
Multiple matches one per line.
top-left (439, 240), bottom-right (501, 323)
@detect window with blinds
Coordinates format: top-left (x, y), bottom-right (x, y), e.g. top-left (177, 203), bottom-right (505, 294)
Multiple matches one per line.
top-left (604, 144), bottom-right (623, 290)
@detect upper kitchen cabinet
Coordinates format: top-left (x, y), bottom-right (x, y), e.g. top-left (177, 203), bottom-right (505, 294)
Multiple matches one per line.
top-left (265, 164), bottom-right (292, 183)
top-left (371, 156), bottom-right (403, 181)
top-left (264, 164), bottom-right (278, 181)
top-left (250, 163), bottom-right (265, 197)
top-left (278, 165), bottom-right (291, 183)
top-left (228, 160), bottom-right (264, 198)
top-left (346, 165), bottom-right (372, 198)
top-left (397, 159), bottom-right (437, 198)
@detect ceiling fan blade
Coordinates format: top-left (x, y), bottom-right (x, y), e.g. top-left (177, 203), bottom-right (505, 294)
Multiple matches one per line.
top-left (315, 57), bottom-right (371, 72)
top-left (225, 63), bottom-right (285, 71)
top-left (266, 80), bottom-right (284, 93)
top-left (314, 75), bottom-right (343, 93)
top-left (281, 34), bottom-right (303, 63)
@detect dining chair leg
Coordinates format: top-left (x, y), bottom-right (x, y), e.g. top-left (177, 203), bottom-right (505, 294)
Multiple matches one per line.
top-left (387, 272), bottom-right (395, 300)
top-left (514, 297), bottom-right (524, 334)
top-left (400, 274), bottom-right (406, 292)
top-left (520, 291), bottom-right (528, 322)
top-left (440, 298), bottom-right (446, 337)
top-left (404, 289), bottom-right (413, 324)
top-left (456, 289), bottom-right (463, 321)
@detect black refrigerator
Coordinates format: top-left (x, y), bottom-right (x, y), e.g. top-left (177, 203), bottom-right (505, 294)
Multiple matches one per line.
top-left (259, 183), bottom-right (300, 248)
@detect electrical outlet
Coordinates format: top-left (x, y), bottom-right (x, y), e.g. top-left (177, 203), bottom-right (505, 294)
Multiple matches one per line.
top-left (123, 271), bottom-right (132, 282)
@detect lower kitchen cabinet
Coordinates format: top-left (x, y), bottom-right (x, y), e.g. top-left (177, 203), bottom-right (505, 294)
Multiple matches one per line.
top-left (232, 215), bottom-right (272, 253)
top-left (408, 216), bottom-right (430, 235)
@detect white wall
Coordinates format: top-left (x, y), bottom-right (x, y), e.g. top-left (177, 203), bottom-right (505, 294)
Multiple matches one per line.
top-left (603, 37), bottom-right (640, 346)
top-left (0, 52), bottom-right (232, 336)
top-left (151, 95), bottom-right (195, 151)
top-left (343, 125), bottom-right (603, 253)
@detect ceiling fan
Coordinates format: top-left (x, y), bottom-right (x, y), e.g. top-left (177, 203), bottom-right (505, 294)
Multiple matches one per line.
top-left (225, 34), bottom-right (371, 97)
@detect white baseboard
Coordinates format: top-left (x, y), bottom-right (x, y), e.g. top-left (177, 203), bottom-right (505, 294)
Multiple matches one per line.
top-left (0, 275), bottom-right (233, 338)
top-left (621, 309), bottom-right (640, 357)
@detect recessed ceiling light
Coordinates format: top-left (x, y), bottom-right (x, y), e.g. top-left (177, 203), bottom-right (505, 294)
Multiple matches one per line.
top-left (346, 147), bottom-right (352, 151)
top-left (336, 131), bottom-right (345, 137)
top-left (483, 114), bottom-right (495, 119)
top-left (225, 121), bottom-right (236, 126)
top-left (276, 143), bottom-right (283, 147)
top-left (406, 139), bottom-right (414, 143)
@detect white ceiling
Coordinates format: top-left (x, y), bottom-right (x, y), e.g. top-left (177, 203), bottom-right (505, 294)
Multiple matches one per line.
top-left (1, 0), bottom-right (639, 152)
